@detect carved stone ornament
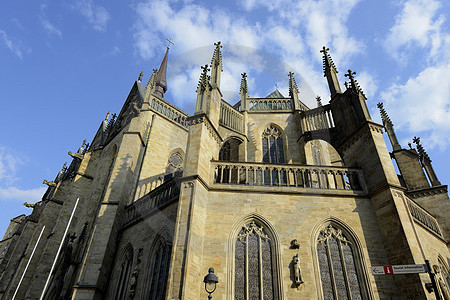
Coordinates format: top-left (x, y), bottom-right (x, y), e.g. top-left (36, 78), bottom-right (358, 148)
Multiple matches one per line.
top-left (128, 267), bottom-right (139, 298)
top-left (290, 239), bottom-right (300, 249)
top-left (43, 179), bottom-right (57, 187)
top-left (237, 221), bottom-right (270, 242)
top-left (23, 202), bottom-right (35, 208)
top-left (317, 224), bottom-right (350, 244)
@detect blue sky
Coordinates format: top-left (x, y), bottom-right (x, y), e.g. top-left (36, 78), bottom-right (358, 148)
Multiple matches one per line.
top-left (0, 0), bottom-right (449, 235)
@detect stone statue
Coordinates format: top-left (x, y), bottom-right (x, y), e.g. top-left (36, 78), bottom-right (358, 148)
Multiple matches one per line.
top-left (293, 254), bottom-right (303, 286)
top-left (23, 202), bottom-right (35, 208)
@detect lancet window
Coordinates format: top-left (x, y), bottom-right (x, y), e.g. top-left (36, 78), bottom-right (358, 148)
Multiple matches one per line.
top-left (234, 221), bottom-right (276, 299)
top-left (262, 126), bottom-right (285, 163)
top-left (317, 224), bottom-right (363, 299)
top-left (164, 152), bottom-right (183, 180)
top-left (115, 246), bottom-right (133, 300)
top-left (148, 240), bottom-right (172, 300)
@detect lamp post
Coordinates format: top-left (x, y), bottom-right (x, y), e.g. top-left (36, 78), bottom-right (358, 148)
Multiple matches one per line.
top-left (203, 267), bottom-right (219, 299)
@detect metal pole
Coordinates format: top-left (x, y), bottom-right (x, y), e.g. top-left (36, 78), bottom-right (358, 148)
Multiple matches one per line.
top-left (39, 197), bottom-right (79, 300)
top-left (12, 225), bottom-right (46, 300)
top-left (425, 259), bottom-right (441, 300)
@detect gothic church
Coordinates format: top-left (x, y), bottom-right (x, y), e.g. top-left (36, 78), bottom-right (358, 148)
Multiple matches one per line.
top-left (0, 42), bottom-right (449, 299)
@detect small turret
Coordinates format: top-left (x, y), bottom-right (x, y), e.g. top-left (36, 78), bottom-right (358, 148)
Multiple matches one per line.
top-left (240, 72), bottom-right (249, 111)
top-left (320, 47), bottom-right (341, 97)
top-left (195, 64), bottom-right (211, 114)
top-left (210, 41), bottom-right (223, 89)
top-left (413, 136), bottom-right (441, 186)
top-left (377, 102), bottom-right (401, 151)
top-left (288, 72), bottom-right (302, 110)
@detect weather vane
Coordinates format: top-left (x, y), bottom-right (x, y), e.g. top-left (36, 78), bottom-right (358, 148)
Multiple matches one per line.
top-left (166, 38), bottom-right (174, 49)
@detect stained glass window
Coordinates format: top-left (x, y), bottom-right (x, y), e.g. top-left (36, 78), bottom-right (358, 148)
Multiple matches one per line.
top-left (262, 126), bottom-right (284, 163)
top-left (115, 247), bottom-right (133, 300)
top-left (235, 221), bottom-right (275, 299)
top-left (165, 153), bottom-right (183, 180)
top-left (317, 224), bottom-right (363, 299)
top-left (149, 241), bottom-right (172, 300)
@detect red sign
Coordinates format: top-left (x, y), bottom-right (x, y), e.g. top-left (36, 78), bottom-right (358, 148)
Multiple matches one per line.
top-left (384, 266), bottom-right (393, 274)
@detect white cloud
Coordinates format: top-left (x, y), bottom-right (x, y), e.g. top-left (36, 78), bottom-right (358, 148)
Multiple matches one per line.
top-left (381, 63), bottom-right (450, 149)
top-left (0, 186), bottom-right (47, 203)
top-left (385, 0), bottom-right (446, 62)
top-left (73, 0), bottom-right (111, 32)
top-left (0, 30), bottom-right (28, 59)
top-left (40, 4), bottom-right (62, 37)
top-left (0, 147), bottom-right (24, 185)
top-left (355, 71), bottom-right (377, 99)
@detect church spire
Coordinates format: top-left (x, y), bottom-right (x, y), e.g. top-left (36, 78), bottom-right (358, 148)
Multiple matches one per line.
top-left (413, 136), bottom-right (441, 186)
top-left (210, 41), bottom-right (223, 88)
top-left (240, 72), bottom-right (249, 110)
top-left (377, 102), bottom-right (401, 151)
top-left (320, 46), bottom-right (342, 97)
top-left (154, 46), bottom-right (170, 98)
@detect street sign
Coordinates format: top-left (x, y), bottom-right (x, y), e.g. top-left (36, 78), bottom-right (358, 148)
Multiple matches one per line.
top-left (371, 264), bottom-right (427, 275)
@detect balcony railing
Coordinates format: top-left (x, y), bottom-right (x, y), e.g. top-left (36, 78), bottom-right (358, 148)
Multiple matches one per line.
top-left (300, 104), bottom-right (335, 133)
top-left (406, 197), bottom-right (442, 237)
top-left (151, 97), bottom-right (189, 127)
top-left (248, 98), bottom-right (293, 111)
top-left (211, 161), bottom-right (365, 192)
top-left (220, 100), bottom-right (244, 133)
top-left (124, 178), bottom-right (180, 226)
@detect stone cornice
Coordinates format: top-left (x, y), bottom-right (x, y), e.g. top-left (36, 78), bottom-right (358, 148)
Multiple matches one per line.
top-left (187, 113), bottom-right (222, 144)
top-left (406, 185), bottom-right (448, 199)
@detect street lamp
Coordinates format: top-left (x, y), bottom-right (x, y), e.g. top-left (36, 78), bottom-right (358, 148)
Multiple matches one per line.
top-left (203, 267), bottom-right (219, 299)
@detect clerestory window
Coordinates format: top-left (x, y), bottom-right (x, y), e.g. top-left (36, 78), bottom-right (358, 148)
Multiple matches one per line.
top-left (262, 126), bottom-right (284, 163)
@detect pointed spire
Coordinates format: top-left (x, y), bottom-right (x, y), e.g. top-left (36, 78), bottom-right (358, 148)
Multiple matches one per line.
top-left (413, 136), bottom-right (441, 186)
top-left (240, 72), bottom-right (249, 110)
top-left (377, 102), bottom-right (401, 151)
top-left (413, 137), bottom-right (430, 161)
top-left (344, 69), bottom-right (366, 98)
top-left (210, 41), bottom-right (223, 88)
top-left (320, 46), bottom-right (342, 96)
top-left (377, 102), bottom-right (392, 126)
top-left (154, 47), bottom-right (169, 98)
top-left (197, 64), bottom-right (210, 90)
top-left (316, 96), bottom-right (323, 107)
top-left (288, 72), bottom-right (299, 97)
top-left (138, 71), bottom-right (144, 82)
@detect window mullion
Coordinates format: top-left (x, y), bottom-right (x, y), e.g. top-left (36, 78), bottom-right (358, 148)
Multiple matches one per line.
top-left (246, 235), bottom-right (249, 300)
top-left (325, 238), bottom-right (338, 299)
top-left (338, 240), bottom-right (352, 300)
top-left (258, 235), bottom-right (263, 300)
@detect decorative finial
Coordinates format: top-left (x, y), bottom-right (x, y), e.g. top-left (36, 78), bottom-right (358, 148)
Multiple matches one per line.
top-left (344, 69), bottom-right (356, 82)
top-left (61, 162), bottom-right (67, 172)
top-left (166, 38), bottom-right (174, 49)
top-left (275, 83), bottom-right (279, 90)
top-left (345, 69), bottom-right (366, 97)
top-left (240, 72), bottom-right (248, 93)
top-left (316, 96), bottom-right (322, 107)
top-left (320, 46), bottom-right (338, 76)
top-left (105, 111), bottom-right (111, 121)
top-left (81, 139), bottom-right (87, 149)
top-left (198, 64), bottom-right (211, 89)
top-left (138, 72), bottom-right (144, 82)
top-left (214, 41), bottom-right (222, 48)
top-left (344, 82), bottom-right (349, 89)
top-left (408, 142), bottom-right (412, 149)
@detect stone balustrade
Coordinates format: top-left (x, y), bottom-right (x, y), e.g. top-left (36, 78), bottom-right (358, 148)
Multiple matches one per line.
top-left (300, 104), bottom-right (335, 133)
top-left (211, 161), bottom-right (365, 192)
top-left (151, 97), bottom-right (189, 127)
top-left (248, 98), bottom-right (293, 111)
top-left (406, 197), bottom-right (443, 237)
top-left (124, 178), bottom-right (180, 226)
top-left (220, 100), bottom-right (244, 133)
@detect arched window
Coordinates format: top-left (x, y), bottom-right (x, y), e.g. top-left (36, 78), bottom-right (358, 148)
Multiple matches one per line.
top-left (262, 126), bottom-right (284, 163)
top-left (164, 152), bottom-right (183, 181)
top-left (316, 224), bottom-right (364, 299)
top-left (148, 240), bottom-right (172, 300)
top-left (234, 221), bottom-right (276, 299)
top-left (115, 246), bottom-right (133, 300)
